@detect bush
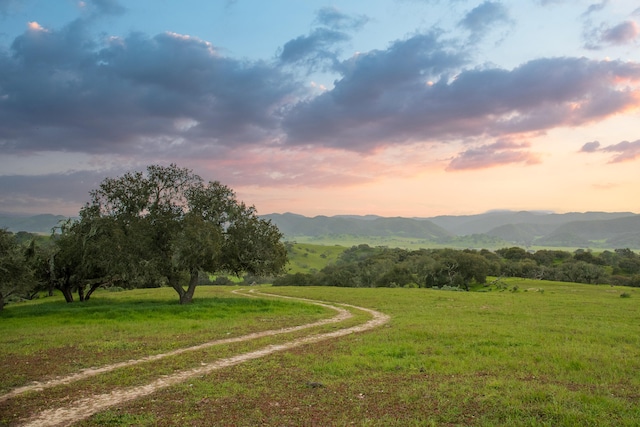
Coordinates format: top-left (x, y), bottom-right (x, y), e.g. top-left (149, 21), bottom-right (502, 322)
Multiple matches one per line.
top-left (273, 273), bottom-right (315, 286)
top-left (620, 292), bottom-right (631, 298)
top-left (212, 276), bottom-right (234, 286)
top-left (436, 285), bottom-right (465, 292)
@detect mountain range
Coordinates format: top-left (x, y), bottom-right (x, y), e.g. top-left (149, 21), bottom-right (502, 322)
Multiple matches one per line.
top-left (0, 213), bottom-right (68, 234)
top-left (263, 211), bottom-right (640, 249)
top-left (2, 211), bottom-right (639, 249)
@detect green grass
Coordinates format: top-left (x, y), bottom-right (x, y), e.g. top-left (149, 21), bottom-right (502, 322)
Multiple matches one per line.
top-left (288, 234), bottom-right (630, 252)
top-left (0, 286), bottom-right (330, 393)
top-left (2, 280), bottom-right (640, 426)
top-left (285, 242), bottom-right (346, 274)
top-left (289, 235), bottom-right (450, 250)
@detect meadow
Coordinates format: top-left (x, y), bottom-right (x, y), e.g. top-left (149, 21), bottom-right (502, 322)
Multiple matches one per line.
top-left (1, 278), bottom-right (639, 426)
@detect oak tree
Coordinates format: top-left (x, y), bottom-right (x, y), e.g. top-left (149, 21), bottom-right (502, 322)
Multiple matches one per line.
top-left (79, 164), bottom-right (286, 304)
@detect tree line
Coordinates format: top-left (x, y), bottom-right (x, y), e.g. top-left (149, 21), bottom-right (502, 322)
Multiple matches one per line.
top-left (273, 244), bottom-right (640, 289)
top-left (0, 165), bottom-right (287, 310)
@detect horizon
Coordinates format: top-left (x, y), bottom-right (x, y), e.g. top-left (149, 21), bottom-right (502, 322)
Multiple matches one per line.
top-left (2, 208), bottom-right (638, 220)
top-left (1, 1), bottom-right (639, 217)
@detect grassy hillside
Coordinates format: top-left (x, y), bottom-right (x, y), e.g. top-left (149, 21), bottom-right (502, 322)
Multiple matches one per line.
top-left (264, 213), bottom-right (451, 239)
top-left (286, 234), bottom-right (510, 251)
top-left (1, 281), bottom-right (638, 426)
top-left (284, 243), bottom-right (345, 274)
top-left (267, 212), bottom-right (640, 250)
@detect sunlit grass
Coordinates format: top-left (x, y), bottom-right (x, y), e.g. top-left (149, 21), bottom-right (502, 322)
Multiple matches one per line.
top-left (0, 286), bottom-right (330, 392)
top-left (285, 242), bottom-right (345, 274)
top-left (2, 280), bottom-right (640, 426)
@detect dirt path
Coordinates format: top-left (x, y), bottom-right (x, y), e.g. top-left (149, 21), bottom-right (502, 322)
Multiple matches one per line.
top-left (0, 289), bottom-right (351, 404)
top-left (14, 289), bottom-right (390, 427)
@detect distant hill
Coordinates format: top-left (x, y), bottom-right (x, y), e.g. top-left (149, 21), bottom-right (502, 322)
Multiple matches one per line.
top-left (5, 211), bottom-right (639, 249)
top-left (486, 223), bottom-right (553, 245)
top-left (262, 213), bottom-right (452, 240)
top-left (0, 214), bottom-right (68, 234)
top-left (264, 211), bottom-right (640, 249)
top-left (428, 211), bottom-right (634, 236)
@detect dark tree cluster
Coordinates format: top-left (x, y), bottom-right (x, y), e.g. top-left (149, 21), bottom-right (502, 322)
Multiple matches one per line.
top-left (274, 245), bottom-right (491, 290)
top-left (495, 247), bottom-right (640, 287)
top-left (274, 245), bottom-right (640, 289)
top-left (0, 165), bottom-right (287, 309)
top-left (0, 229), bottom-right (37, 310)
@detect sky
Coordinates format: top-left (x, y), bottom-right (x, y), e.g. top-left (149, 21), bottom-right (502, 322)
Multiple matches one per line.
top-left (0, 0), bottom-right (639, 218)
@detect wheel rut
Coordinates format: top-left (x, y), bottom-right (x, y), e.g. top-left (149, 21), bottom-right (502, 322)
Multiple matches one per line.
top-left (7, 289), bottom-right (389, 427)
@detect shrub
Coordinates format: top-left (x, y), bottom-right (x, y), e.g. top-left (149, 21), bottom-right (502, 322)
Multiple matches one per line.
top-left (437, 285), bottom-right (465, 292)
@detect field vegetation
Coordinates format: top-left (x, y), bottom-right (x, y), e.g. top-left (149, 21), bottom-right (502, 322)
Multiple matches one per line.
top-left (275, 244), bottom-right (640, 289)
top-left (283, 242), bottom-right (345, 274)
top-left (1, 281), bottom-right (638, 426)
top-left (1, 166), bottom-right (639, 424)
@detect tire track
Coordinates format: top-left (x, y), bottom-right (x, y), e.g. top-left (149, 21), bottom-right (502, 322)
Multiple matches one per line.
top-left (0, 289), bottom-right (350, 404)
top-left (15, 289), bottom-right (390, 427)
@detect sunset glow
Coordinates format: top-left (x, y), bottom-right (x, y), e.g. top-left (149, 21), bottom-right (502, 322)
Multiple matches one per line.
top-left (0, 1), bottom-right (639, 217)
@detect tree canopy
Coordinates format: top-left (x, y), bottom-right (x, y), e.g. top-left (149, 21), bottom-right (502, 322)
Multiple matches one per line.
top-left (0, 229), bottom-right (34, 310)
top-left (53, 164), bottom-right (287, 304)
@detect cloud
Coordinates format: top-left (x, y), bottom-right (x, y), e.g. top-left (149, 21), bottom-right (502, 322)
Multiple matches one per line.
top-left (458, 1), bottom-right (511, 37)
top-left (0, 0), bottom-right (18, 16)
top-left (315, 6), bottom-right (369, 31)
top-left (600, 140), bottom-right (640, 162)
top-left (601, 20), bottom-right (640, 44)
top-left (584, 20), bottom-right (640, 49)
top-left (283, 47), bottom-right (640, 151)
top-left (0, 170), bottom-right (108, 215)
top-left (580, 141), bottom-right (600, 152)
top-left (279, 8), bottom-right (367, 71)
top-left (580, 139), bottom-right (640, 162)
top-left (2, 11), bottom-right (640, 188)
top-left (533, 0), bottom-right (564, 6)
top-left (279, 28), bottom-right (350, 66)
top-left (0, 21), bottom-right (301, 155)
top-left (582, 1), bottom-right (609, 17)
top-left (446, 139), bottom-right (540, 171)
top-left (85, 0), bottom-right (126, 16)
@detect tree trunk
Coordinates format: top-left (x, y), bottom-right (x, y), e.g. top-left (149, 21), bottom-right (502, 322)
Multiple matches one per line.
top-left (0, 293), bottom-right (5, 311)
top-left (59, 286), bottom-right (74, 303)
top-left (179, 269), bottom-right (200, 305)
top-left (84, 282), bottom-right (103, 301)
top-left (48, 255), bottom-right (56, 297)
top-left (78, 285), bottom-right (85, 302)
top-left (168, 274), bottom-right (186, 303)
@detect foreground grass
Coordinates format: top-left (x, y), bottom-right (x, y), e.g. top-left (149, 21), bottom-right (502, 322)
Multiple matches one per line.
top-left (3, 280), bottom-right (640, 426)
top-left (0, 286), bottom-right (330, 394)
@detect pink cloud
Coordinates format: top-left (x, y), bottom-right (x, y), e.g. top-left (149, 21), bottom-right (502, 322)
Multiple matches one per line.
top-left (446, 139), bottom-right (541, 171)
top-left (584, 20), bottom-right (640, 49)
top-left (580, 139), bottom-right (640, 162)
top-left (602, 21), bottom-right (640, 45)
top-left (602, 139), bottom-right (640, 162)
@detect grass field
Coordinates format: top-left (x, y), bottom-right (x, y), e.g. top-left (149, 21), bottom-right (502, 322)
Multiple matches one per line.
top-left (1, 280), bottom-right (639, 426)
top-left (287, 235), bottom-right (621, 253)
top-left (284, 242), bottom-right (345, 274)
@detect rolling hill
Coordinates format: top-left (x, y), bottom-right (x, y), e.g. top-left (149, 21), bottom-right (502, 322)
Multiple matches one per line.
top-left (3, 211), bottom-right (639, 249)
top-left (264, 211), bottom-right (640, 249)
top-left (0, 213), bottom-right (68, 234)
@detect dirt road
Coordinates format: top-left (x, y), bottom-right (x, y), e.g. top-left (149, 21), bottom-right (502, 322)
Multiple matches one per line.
top-left (10, 289), bottom-right (389, 427)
